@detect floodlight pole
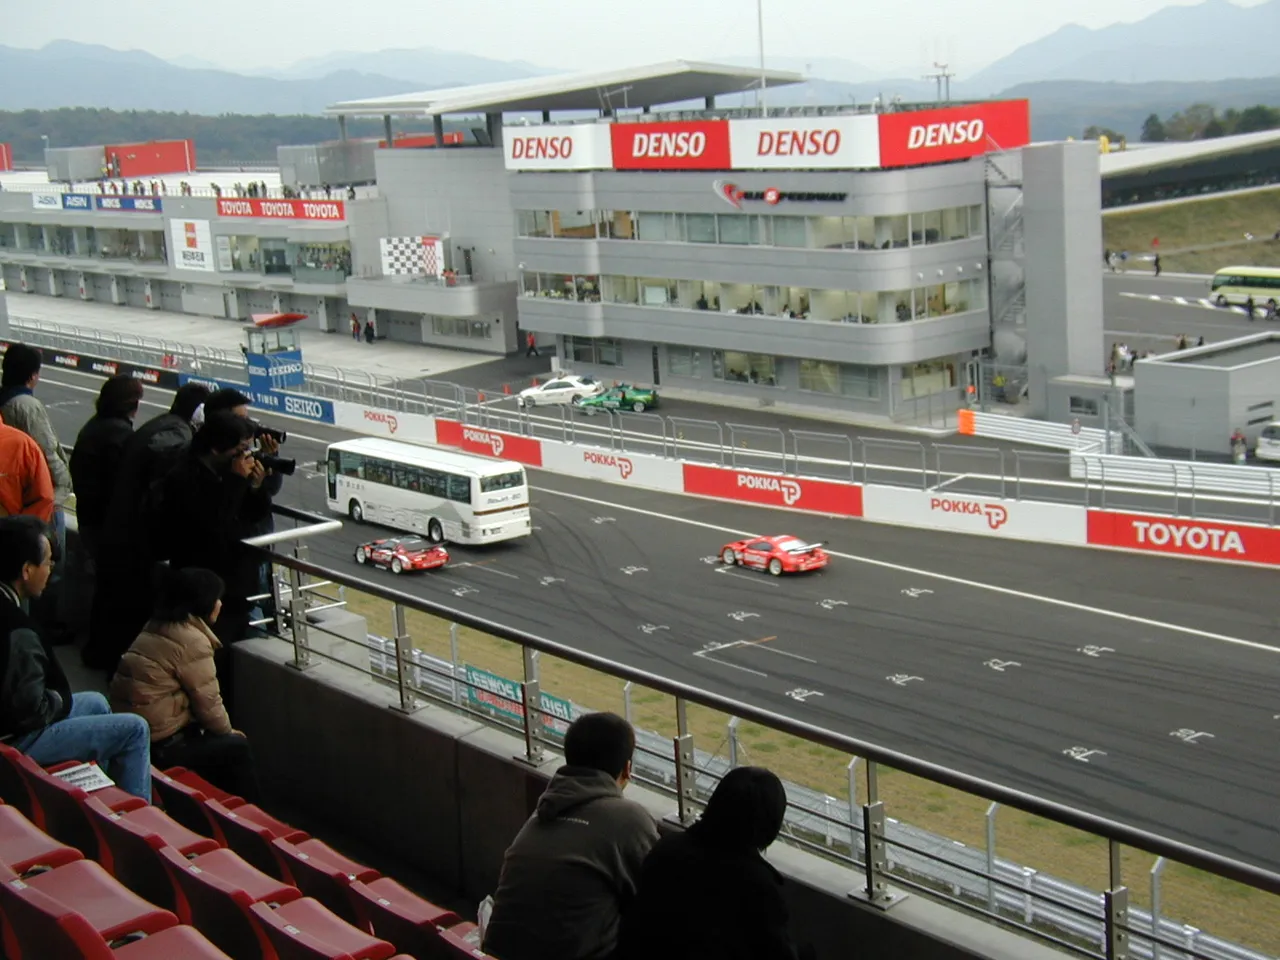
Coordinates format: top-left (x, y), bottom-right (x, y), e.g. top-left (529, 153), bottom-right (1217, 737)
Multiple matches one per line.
top-left (757, 0), bottom-right (767, 117)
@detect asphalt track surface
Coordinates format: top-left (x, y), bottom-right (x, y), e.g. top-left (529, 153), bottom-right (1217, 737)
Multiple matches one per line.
top-left (38, 371), bottom-right (1280, 873)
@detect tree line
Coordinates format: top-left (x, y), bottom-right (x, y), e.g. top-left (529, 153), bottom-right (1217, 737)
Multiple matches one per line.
top-left (1083, 104), bottom-right (1280, 145)
top-left (0, 109), bottom-right (450, 165)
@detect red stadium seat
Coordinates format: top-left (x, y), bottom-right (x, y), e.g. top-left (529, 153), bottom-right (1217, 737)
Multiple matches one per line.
top-left (204, 799), bottom-right (308, 879)
top-left (0, 803), bottom-right (84, 874)
top-left (348, 877), bottom-right (465, 958)
top-left (13, 757), bottom-right (146, 862)
top-left (249, 897), bottom-right (398, 960)
top-left (0, 745), bottom-right (38, 818)
top-left (0, 871), bottom-right (231, 959)
top-left (0, 859), bottom-right (178, 959)
top-left (437, 923), bottom-right (487, 959)
top-left (83, 797), bottom-right (220, 910)
top-left (272, 837), bottom-right (379, 927)
top-left (156, 844), bottom-right (301, 960)
top-left (150, 767), bottom-right (243, 839)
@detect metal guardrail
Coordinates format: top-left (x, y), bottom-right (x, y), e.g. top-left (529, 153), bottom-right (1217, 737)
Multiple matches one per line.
top-left (247, 519), bottom-right (1280, 960)
top-left (12, 316), bottom-right (1280, 526)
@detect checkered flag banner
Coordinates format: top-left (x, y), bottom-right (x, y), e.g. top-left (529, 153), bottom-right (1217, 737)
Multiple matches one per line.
top-left (379, 236), bottom-right (444, 278)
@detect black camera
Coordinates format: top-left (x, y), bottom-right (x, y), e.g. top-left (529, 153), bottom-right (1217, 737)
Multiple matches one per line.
top-left (250, 419), bottom-right (287, 444)
top-left (253, 451), bottom-right (297, 476)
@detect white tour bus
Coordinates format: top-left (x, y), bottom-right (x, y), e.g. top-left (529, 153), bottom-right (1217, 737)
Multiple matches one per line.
top-left (325, 438), bottom-right (531, 545)
top-left (1209, 265), bottom-right (1280, 307)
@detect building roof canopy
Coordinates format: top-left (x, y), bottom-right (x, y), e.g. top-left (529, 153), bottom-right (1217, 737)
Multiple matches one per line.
top-left (325, 60), bottom-right (806, 118)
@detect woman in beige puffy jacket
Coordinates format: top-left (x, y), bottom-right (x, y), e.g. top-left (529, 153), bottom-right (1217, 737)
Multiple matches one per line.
top-left (110, 566), bottom-right (260, 801)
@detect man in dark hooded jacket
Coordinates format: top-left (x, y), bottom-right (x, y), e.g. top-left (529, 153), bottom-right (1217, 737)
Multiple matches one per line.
top-left (482, 712), bottom-right (659, 960)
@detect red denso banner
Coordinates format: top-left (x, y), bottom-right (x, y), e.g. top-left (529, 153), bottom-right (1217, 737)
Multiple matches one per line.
top-left (610, 120), bottom-right (732, 170)
top-left (105, 139), bottom-right (196, 176)
top-left (216, 198), bottom-right (346, 221)
top-left (682, 464), bottom-right (862, 517)
top-left (0, 143), bottom-right (12, 172)
top-left (1087, 510), bottom-right (1280, 566)
top-left (878, 99), bottom-right (1030, 168)
top-left (434, 419), bottom-right (543, 468)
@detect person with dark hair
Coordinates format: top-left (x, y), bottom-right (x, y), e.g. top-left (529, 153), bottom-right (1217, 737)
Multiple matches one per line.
top-left (620, 766), bottom-right (811, 960)
top-left (0, 344), bottom-right (73, 642)
top-left (203, 388), bottom-right (252, 418)
top-left (147, 411), bottom-right (271, 657)
top-left (83, 381), bottom-right (212, 672)
top-left (0, 516), bottom-right (151, 800)
top-left (110, 567), bottom-right (260, 801)
top-left (69, 375), bottom-right (146, 561)
top-left (483, 711), bottom-right (659, 960)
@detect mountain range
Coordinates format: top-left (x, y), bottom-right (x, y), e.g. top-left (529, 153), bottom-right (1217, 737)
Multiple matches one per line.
top-left (4, 0), bottom-right (1280, 140)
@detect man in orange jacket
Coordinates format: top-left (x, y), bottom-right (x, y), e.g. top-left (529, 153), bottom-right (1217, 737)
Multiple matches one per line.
top-left (0, 413), bottom-right (54, 522)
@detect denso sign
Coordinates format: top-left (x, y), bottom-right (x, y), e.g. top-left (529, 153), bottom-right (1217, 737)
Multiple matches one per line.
top-left (878, 99), bottom-right (1030, 168)
top-left (503, 125), bottom-right (612, 171)
top-left (610, 120), bottom-right (731, 170)
top-left (728, 116), bottom-right (881, 170)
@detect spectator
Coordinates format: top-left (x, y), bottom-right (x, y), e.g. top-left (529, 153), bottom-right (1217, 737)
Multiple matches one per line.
top-left (0, 345), bottom-right (73, 641)
top-left (0, 413), bottom-right (54, 522)
top-left (84, 382), bottom-right (211, 672)
top-left (110, 566), bottom-right (260, 802)
top-left (147, 411), bottom-right (271, 651)
top-left (620, 766), bottom-right (811, 960)
top-left (68, 375), bottom-right (145, 563)
top-left (0, 516), bottom-right (151, 800)
top-left (482, 712), bottom-right (659, 960)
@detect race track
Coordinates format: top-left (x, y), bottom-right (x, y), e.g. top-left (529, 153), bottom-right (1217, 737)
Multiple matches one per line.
top-left (38, 371), bottom-right (1280, 872)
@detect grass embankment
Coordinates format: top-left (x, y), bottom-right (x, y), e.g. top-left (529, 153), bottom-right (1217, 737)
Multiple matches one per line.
top-left (327, 585), bottom-right (1279, 955)
top-left (1103, 186), bottom-right (1280, 275)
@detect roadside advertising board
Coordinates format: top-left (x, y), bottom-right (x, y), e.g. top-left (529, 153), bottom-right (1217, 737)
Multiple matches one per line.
top-left (877, 99), bottom-right (1031, 168)
top-left (94, 196), bottom-right (163, 212)
top-left (862, 486), bottom-right (1088, 545)
top-left (0, 343), bottom-right (178, 388)
top-left (332, 404), bottom-right (437, 444)
top-left (434, 419), bottom-right (544, 467)
top-left (1086, 510), bottom-right (1280, 566)
top-left (538, 443), bottom-right (684, 492)
top-left (463, 664), bottom-right (576, 737)
top-left (502, 124), bottom-right (613, 171)
top-left (728, 115), bottom-right (881, 170)
top-left (609, 119), bottom-right (733, 170)
top-left (682, 464), bottom-right (863, 516)
top-left (176, 374), bottom-right (335, 425)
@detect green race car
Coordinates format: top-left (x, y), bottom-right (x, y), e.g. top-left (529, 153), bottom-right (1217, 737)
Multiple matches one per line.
top-left (577, 383), bottom-right (659, 414)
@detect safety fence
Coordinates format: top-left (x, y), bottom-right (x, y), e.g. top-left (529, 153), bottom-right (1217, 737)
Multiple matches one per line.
top-left (10, 317), bottom-right (1280, 544)
top-left (253, 523), bottom-right (1280, 960)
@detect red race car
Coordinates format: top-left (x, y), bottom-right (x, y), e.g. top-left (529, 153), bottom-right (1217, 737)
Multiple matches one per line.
top-left (720, 535), bottom-right (829, 576)
top-left (355, 536), bottom-right (449, 575)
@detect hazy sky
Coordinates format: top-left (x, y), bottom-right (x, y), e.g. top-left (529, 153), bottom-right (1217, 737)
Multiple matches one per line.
top-left (5, 0), bottom-right (1270, 77)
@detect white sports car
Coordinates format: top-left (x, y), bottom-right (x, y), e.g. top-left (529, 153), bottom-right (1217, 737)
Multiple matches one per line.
top-left (516, 375), bottom-right (605, 408)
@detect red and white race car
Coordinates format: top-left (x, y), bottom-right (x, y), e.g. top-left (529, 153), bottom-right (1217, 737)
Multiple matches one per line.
top-left (354, 536), bottom-right (449, 575)
top-left (720, 535), bottom-right (829, 576)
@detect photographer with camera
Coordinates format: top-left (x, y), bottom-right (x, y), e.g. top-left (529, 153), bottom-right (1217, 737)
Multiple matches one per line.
top-left (146, 412), bottom-right (273, 704)
top-left (201, 390), bottom-right (295, 631)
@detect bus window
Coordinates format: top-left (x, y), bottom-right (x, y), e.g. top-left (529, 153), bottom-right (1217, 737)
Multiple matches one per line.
top-left (448, 475), bottom-right (472, 503)
top-left (481, 471), bottom-right (525, 492)
top-left (394, 463), bottom-right (423, 492)
top-left (339, 451), bottom-right (365, 478)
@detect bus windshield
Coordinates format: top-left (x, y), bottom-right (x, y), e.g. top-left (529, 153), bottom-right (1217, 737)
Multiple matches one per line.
top-left (481, 471), bottom-right (525, 493)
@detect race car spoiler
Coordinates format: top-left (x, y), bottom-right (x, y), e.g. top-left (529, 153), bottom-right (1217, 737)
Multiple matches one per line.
top-left (784, 541), bottom-right (825, 554)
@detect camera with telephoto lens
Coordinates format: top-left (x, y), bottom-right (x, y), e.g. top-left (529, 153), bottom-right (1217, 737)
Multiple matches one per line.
top-left (250, 419), bottom-right (287, 444)
top-left (253, 451), bottom-right (297, 476)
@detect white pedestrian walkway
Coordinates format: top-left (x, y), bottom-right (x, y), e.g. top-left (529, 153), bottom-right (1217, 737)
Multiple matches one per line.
top-left (2, 291), bottom-right (499, 382)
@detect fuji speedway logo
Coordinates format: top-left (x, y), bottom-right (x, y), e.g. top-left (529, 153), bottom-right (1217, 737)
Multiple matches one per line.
top-left (583, 450), bottom-right (633, 479)
top-left (713, 180), bottom-right (784, 209)
top-left (1132, 520), bottom-right (1245, 555)
top-left (737, 473), bottom-right (802, 505)
top-left (462, 427), bottom-right (505, 457)
top-left (930, 496), bottom-right (1009, 530)
top-left (363, 410), bottom-right (399, 434)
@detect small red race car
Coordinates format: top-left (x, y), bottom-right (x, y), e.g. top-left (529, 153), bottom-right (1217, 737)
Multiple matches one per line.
top-left (355, 536), bottom-right (449, 575)
top-left (720, 535), bottom-right (829, 576)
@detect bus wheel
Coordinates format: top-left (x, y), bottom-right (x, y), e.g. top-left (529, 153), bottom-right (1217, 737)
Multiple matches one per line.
top-left (348, 500), bottom-right (364, 523)
top-left (428, 519), bottom-right (444, 543)
top-left (1216, 295), bottom-right (1229, 307)
top-left (1269, 299), bottom-right (1276, 311)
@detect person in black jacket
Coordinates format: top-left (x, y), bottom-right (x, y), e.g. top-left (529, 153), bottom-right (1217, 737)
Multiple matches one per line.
top-left (68, 375), bottom-right (145, 563)
top-left (83, 382), bottom-right (211, 672)
top-left (619, 766), bottom-right (811, 960)
top-left (0, 516), bottom-right (151, 799)
top-left (146, 411), bottom-right (271, 652)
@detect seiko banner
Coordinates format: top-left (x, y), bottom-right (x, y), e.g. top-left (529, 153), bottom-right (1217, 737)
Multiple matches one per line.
top-left (503, 99), bottom-right (1030, 172)
top-left (0, 342), bottom-right (179, 388)
top-left (245, 349), bottom-right (306, 392)
top-left (94, 196), bottom-right (164, 212)
top-left (177, 374), bottom-right (335, 425)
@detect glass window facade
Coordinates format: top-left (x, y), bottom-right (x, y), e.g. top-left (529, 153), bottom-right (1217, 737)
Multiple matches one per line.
top-left (799, 360), bottom-right (880, 399)
top-left (431, 316), bottom-right (493, 340)
top-left (566, 336), bottom-right (622, 366)
top-left (516, 207), bottom-right (984, 249)
top-left (713, 351), bottom-right (778, 385)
